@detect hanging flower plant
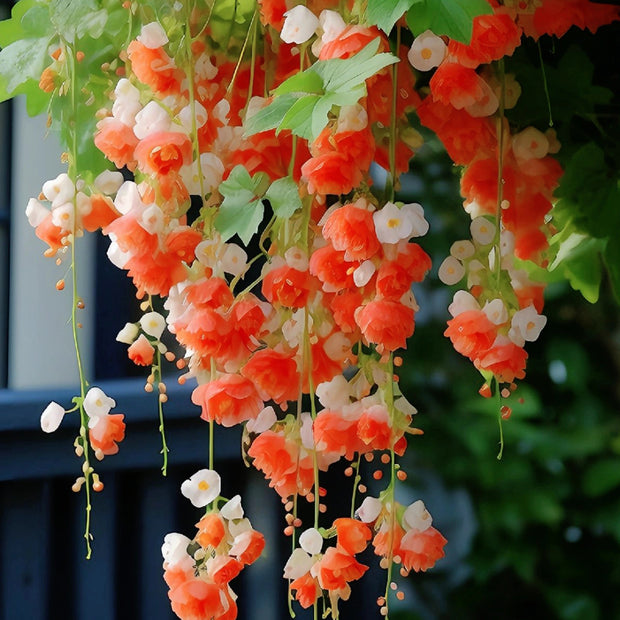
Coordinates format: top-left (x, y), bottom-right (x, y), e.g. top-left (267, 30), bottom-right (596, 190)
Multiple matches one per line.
top-left (1, 0), bottom-right (619, 617)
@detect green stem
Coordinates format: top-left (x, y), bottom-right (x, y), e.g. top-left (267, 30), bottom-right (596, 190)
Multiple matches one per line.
top-left (537, 40), bottom-right (554, 127)
top-left (67, 39), bottom-right (93, 559)
top-left (496, 378), bottom-right (505, 460)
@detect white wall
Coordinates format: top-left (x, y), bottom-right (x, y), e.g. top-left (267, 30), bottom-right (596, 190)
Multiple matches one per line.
top-left (8, 100), bottom-right (94, 389)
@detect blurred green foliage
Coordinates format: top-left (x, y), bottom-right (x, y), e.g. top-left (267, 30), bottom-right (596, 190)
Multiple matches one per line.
top-left (396, 108), bottom-right (620, 620)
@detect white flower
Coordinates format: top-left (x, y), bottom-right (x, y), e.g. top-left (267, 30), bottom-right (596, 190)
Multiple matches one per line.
top-left (42, 173), bottom-right (75, 208)
top-left (133, 101), bottom-right (171, 139)
top-left (280, 5), bottom-right (319, 44)
top-left (140, 204), bottom-right (164, 234)
top-left (180, 152), bottom-right (225, 195)
top-left (448, 290), bottom-right (480, 317)
top-left (40, 401), bottom-right (65, 433)
top-left (401, 202), bottom-right (429, 237)
top-left (373, 202), bottom-right (413, 244)
top-left (355, 496), bottom-right (383, 523)
top-left (94, 170), bottom-right (125, 195)
top-left (299, 528), bottom-right (323, 555)
top-left (114, 181), bottom-right (144, 215)
top-left (482, 298), bottom-right (508, 325)
top-left (177, 101), bottom-right (208, 133)
top-left (50, 203), bottom-right (74, 232)
top-left (25, 198), bottom-right (49, 228)
top-left (180, 468), bottom-right (221, 507)
top-left (353, 260), bottom-right (376, 287)
top-left (509, 305), bottom-right (547, 345)
top-left (116, 322), bottom-right (139, 344)
top-left (107, 240), bottom-right (130, 269)
top-left (336, 103), bottom-right (368, 133)
top-left (83, 387), bottom-right (116, 421)
top-left (284, 246), bottom-right (308, 271)
top-left (450, 240), bottom-right (475, 260)
top-left (300, 412), bottom-right (315, 451)
top-left (140, 311), bottom-right (166, 339)
top-left (512, 126), bottom-right (549, 160)
top-left (220, 244), bottom-right (248, 277)
top-left (283, 548), bottom-right (315, 580)
top-left (311, 9), bottom-right (346, 56)
top-left (221, 495), bottom-right (244, 520)
top-left (161, 532), bottom-right (192, 567)
top-left (470, 216), bottom-right (496, 245)
top-left (112, 78), bottom-right (142, 126)
top-left (407, 30), bottom-right (446, 72)
top-left (246, 406), bottom-right (277, 434)
top-left (316, 375), bottom-right (351, 410)
top-left (137, 22), bottom-right (169, 49)
top-left (403, 500), bottom-right (432, 532)
top-left (438, 256), bottom-right (465, 285)
top-left (228, 518), bottom-right (252, 540)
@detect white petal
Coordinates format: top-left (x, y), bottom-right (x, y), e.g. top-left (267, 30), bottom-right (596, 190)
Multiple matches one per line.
top-left (355, 496), bottom-right (383, 523)
top-left (140, 311), bottom-right (166, 339)
top-left (221, 495), bottom-right (244, 521)
top-left (180, 468), bottom-right (221, 508)
top-left (403, 499), bottom-right (432, 532)
top-left (40, 401), bottom-right (65, 433)
top-left (299, 528), bottom-right (323, 556)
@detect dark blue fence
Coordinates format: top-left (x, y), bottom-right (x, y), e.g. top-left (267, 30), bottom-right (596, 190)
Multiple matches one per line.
top-left (0, 379), bottom-right (290, 620)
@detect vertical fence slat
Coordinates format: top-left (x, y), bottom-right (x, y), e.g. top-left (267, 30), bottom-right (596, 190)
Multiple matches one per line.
top-left (1, 481), bottom-right (50, 620)
top-left (73, 474), bottom-right (117, 620)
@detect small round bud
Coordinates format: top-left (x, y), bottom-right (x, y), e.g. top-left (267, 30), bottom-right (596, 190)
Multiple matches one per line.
top-left (56, 280), bottom-right (65, 291)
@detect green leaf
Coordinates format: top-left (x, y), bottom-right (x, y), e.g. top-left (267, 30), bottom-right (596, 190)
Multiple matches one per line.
top-left (243, 93), bottom-right (301, 137)
top-left (0, 0), bottom-right (42, 45)
top-left (273, 70), bottom-right (324, 96)
top-left (20, 4), bottom-right (53, 37)
top-left (406, 0), bottom-right (492, 43)
top-left (278, 95), bottom-right (320, 140)
top-left (50, 0), bottom-right (108, 41)
top-left (315, 39), bottom-right (396, 92)
top-left (215, 166), bottom-right (265, 244)
top-left (366, 0), bottom-right (422, 34)
top-left (603, 238), bottom-right (620, 305)
top-left (0, 37), bottom-right (49, 100)
top-left (265, 177), bottom-right (302, 219)
top-left (583, 459), bottom-right (620, 497)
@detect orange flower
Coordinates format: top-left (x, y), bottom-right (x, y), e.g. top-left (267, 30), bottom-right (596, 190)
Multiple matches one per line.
top-left (191, 375), bottom-right (263, 427)
top-left (314, 547), bottom-right (368, 591)
top-left (322, 202), bottom-right (381, 262)
top-left (164, 569), bottom-right (226, 620)
top-left (127, 40), bottom-right (182, 96)
top-left (474, 337), bottom-right (528, 383)
top-left (94, 117), bottom-right (139, 170)
top-left (290, 572), bottom-right (321, 609)
top-left (356, 404), bottom-right (393, 451)
top-left (262, 265), bottom-right (314, 308)
top-left (81, 194), bottom-right (119, 232)
top-left (396, 526), bottom-right (447, 573)
top-left (195, 512), bottom-right (226, 549)
top-left (209, 556), bottom-right (243, 586)
top-left (229, 529), bottom-right (265, 565)
top-left (313, 410), bottom-right (366, 461)
top-left (356, 299), bottom-right (414, 351)
top-left (135, 131), bottom-right (193, 176)
top-left (248, 429), bottom-right (315, 498)
top-left (89, 413), bottom-right (126, 456)
top-left (241, 348), bottom-right (300, 404)
top-left (444, 310), bottom-right (497, 361)
top-left (127, 333), bottom-right (155, 366)
top-left (333, 518), bottom-right (371, 556)
top-left (448, 10), bottom-right (522, 69)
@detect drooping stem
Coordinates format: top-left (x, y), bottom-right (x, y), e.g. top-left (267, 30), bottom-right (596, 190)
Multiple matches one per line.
top-left (66, 38), bottom-right (93, 559)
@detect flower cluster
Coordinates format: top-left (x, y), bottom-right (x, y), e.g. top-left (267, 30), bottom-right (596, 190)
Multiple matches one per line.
top-left (163, 469), bottom-right (265, 620)
top-left (18, 0), bottom-right (619, 616)
top-left (412, 0), bottom-right (618, 398)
